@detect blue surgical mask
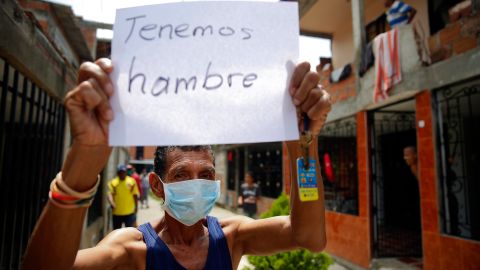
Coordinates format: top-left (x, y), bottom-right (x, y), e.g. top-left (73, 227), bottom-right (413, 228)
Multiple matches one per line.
top-left (161, 179), bottom-right (220, 226)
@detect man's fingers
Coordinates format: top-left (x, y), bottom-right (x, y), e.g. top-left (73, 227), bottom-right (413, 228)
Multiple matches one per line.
top-left (293, 71), bottom-right (320, 106)
top-left (307, 91), bottom-right (332, 120)
top-left (77, 61), bottom-right (114, 97)
top-left (88, 78), bottom-right (114, 121)
top-left (301, 87), bottom-right (322, 113)
top-left (67, 80), bottom-right (101, 110)
top-left (289, 62), bottom-right (310, 95)
top-left (65, 79), bottom-right (113, 122)
top-left (95, 58), bottom-right (114, 74)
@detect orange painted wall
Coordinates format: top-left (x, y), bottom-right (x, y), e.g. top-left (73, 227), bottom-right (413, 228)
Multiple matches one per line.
top-left (324, 111), bottom-right (371, 268)
top-left (416, 91), bottom-right (480, 270)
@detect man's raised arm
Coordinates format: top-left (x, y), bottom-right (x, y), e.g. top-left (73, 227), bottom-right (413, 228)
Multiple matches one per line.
top-left (22, 59), bottom-right (116, 270)
top-left (233, 62), bottom-right (330, 255)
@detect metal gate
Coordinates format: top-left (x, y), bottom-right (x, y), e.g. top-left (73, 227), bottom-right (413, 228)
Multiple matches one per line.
top-left (435, 79), bottom-right (480, 241)
top-left (0, 58), bottom-right (66, 270)
top-left (369, 109), bottom-right (422, 257)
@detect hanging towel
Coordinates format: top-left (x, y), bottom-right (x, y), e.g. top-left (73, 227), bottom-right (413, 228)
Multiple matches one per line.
top-left (373, 28), bottom-right (401, 102)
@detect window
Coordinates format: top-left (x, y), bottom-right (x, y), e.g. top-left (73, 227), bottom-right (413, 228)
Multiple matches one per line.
top-left (247, 143), bottom-right (283, 198)
top-left (435, 79), bottom-right (480, 241)
top-left (135, 146), bottom-right (144, 160)
top-left (365, 14), bottom-right (388, 43)
top-left (318, 117), bottom-right (358, 215)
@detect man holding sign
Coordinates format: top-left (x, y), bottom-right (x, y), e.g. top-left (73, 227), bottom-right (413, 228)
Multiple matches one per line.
top-left (23, 57), bottom-right (330, 269)
top-left (23, 2), bottom-right (331, 270)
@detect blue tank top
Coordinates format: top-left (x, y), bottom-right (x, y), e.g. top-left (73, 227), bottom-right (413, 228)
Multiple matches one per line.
top-left (138, 216), bottom-right (232, 270)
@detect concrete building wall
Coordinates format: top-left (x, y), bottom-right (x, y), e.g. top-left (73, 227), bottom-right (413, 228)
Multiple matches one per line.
top-left (1, 0), bottom-right (129, 251)
top-left (332, 21), bottom-right (355, 68)
top-left (215, 150), bottom-right (228, 205)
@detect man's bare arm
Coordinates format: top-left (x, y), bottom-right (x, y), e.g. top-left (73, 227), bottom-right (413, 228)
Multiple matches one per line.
top-left (22, 59), bottom-right (117, 270)
top-left (408, 7), bottom-right (417, 23)
top-left (73, 228), bottom-right (140, 270)
top-left (233, 62), bottom-right (329, 256)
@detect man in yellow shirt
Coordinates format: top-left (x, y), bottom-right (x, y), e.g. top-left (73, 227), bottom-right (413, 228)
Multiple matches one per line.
top-left (108, 164), bottom-right (140, 229)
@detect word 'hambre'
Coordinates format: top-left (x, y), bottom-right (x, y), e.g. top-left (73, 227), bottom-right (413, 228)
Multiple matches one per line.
top-left (127, 57), bottom-right (258, 96)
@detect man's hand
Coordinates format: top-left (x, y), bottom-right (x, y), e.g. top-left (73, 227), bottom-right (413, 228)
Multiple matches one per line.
top-left (289, 62), bottom-right (331, 135)
top-left (65, 58), bottom-right (114, 146)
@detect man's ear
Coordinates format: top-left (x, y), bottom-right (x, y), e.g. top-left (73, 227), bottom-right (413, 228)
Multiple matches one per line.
top-left (149, 172), bottom-right (164, 199)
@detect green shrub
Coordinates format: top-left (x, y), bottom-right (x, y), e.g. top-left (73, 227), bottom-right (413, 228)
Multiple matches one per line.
top-left (245, 193), bottom-right (333, 270)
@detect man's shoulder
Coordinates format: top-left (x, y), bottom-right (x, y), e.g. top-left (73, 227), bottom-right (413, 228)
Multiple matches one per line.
top-left (109, 177), bottom-right (120, 185)
top-left (101, 227), bottom-right (144, 247)
top-left (125, 176), bottom-right (136, 184)
top-left (219, 215), bottom-right (253, 230)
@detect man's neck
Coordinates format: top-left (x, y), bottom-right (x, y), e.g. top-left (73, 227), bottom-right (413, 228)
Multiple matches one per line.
top-left (160, 214), bottom-right (208, 245)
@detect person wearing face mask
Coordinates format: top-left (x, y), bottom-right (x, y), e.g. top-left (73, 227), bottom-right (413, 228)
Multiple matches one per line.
top-left (23, 58), bottom-right (331, 270)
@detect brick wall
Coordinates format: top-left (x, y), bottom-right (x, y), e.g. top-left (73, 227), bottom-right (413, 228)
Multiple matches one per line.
top-left (144, 146), bottom-right (156, 159)
top-left (129, 146), bottom-right (156, 160)
top-left (428, 12), bottom-right (480, 64)
top-left (416, 91), bottom-right (480, 270)
top-left (318, 66), bottom-right (356, 104)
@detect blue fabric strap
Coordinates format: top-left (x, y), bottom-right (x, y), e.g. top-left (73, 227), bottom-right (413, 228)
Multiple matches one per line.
top-left (138, 223), bottom-right (185, 269)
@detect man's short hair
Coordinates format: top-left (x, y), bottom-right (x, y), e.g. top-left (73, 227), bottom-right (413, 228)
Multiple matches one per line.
top-left (154, 146), bottom-right (215, 178)
top-left (404, 145), bottom-right (416, 151)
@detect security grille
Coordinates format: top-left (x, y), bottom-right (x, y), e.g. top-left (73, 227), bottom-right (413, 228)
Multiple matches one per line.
top-left (319, 116), bottom-right (358, 215)
top-left (0, 58), bottom-right (66, 270)
top-left (435, 79), bottom-right (480, 241)
top-left (369, 109), bottom-right (422, 257)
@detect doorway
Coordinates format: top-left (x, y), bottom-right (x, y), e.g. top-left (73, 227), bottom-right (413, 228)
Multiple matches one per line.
top-left (369, 100), bottom-right (423, 257)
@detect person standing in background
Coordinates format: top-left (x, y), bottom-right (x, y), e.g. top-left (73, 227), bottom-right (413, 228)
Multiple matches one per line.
top-left (384, 0), bottom-right (417, 28)
top-left (403, 146), bottom-right (418, 179)
top-left (139, 168), bottom-right (150, 208)
top-left (127, 164), bottom-right (143, 200)
top-left (238, 171), bottom-right (261, 218)
top-left (108, 164), bottom-right (140, 229)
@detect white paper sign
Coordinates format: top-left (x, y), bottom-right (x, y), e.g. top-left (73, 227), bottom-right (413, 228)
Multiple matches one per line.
top-left (110, 1), bottom-right (299, 146)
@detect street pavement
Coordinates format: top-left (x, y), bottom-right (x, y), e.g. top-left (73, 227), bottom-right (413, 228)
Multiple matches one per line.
top-left (136, 196), bottom-right (345, 270)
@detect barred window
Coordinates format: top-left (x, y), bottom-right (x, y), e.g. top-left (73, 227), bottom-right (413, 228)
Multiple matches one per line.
top-left (318, 117), bottom-right (358, 215)
top-left (435, 79), bottom-right (480, 241)
top-left (247, 143), bottom-right (283, 198)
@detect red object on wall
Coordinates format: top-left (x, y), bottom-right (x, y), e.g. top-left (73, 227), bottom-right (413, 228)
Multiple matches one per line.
top-left (324, 153), bottom-right (336, 183)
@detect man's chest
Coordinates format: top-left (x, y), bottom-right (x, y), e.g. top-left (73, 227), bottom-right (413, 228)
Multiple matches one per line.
top-left (168, 242), bottom-right (210, 269)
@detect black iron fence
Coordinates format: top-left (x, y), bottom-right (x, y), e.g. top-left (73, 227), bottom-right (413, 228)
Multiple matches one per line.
top-left (0, 58), bottom-right (66, 270)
